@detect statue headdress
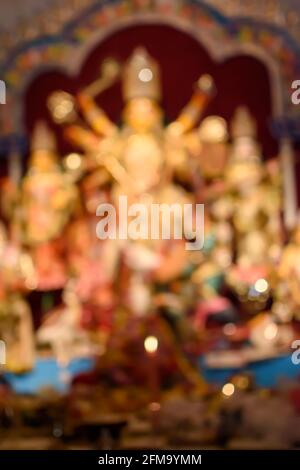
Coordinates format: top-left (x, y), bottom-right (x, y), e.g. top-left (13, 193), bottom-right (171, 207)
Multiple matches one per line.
top-left (31, 121), bottom-right (57, 153)
top-left (122, 47), bottom-right (161, 102)
top-left (231, 106), bottom-right (257, 140)
top-left (30, 121), bottom-right (58, 167)
top-left (229, 106), bottom-right (262, 165)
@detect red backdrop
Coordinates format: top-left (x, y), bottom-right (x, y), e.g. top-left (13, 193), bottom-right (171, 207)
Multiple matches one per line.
top-left (24, 23), bottom-right (278, 159)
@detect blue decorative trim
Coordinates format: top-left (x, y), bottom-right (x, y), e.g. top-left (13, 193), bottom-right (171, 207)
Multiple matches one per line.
top-left (271, 116), bottom-right (300, 140)
top-left (0, 133), bottom-right (28, 156)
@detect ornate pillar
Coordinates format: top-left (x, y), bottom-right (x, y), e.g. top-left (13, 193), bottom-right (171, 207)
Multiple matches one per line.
top-left (280, 137), bottom-right (297, 231)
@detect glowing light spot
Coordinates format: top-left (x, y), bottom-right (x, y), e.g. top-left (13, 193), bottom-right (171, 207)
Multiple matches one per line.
top-left (65, 153), bottom-right (81, 170)
top-left (138, 68), bottom-right (153, 82)
top-left (144, 336), bottom-right (158, 353)
top-left (264, 323), bottom-right (278, 340)
top-left (254, 278), bottom-right (269, 293)
top-left (222, 383), bottom-right (235, 397)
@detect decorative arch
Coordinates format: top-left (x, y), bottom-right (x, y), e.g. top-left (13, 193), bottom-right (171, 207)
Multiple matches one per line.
top-left (0, 0), bottom-right (300, 153)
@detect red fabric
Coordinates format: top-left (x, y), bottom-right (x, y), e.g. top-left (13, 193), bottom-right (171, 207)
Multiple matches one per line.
top-left (290, 388), bottom-right (300, 414)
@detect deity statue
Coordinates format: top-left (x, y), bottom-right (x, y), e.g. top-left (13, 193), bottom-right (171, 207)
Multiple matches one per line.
top-left (272, 224), bottom-right (300, 322)
top-left (65, 177), bottom-right (117, 335)
top-left (0, 294), bottom-right (35, 373)
top-left (0, 223), bottom-right (35, 372)
top-left (197, 116), bottom-right (232, 272)
top-left (21, 122), bottom-right (78, 246)
top-left (0, 222), bottom-right (35, 294)
top-left (225, 107), bottom-right (282, 270)
top-left (196, 115), bottom-right (229, 181)
top-left (37, 281), bottom-right (93, 362)
top-left (188, 116), bottom-right (235, 331)
top-left (48, 48), bottom-right (215, 317)
top-left (19, 122), bottom-right (78, 291)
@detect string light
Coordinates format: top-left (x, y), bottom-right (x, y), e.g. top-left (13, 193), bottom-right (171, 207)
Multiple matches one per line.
top-left (222, 383), bottom-right (235, 397)
top-left (65, 153), bottom-right (82, 170)
top-left (144, 336), bottom-right (158, 353)
top-left (254, 278), bottom-right (269, 293)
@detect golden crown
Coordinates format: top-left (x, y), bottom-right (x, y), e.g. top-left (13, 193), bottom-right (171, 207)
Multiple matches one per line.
top-left (229, 107), bottom-right (262, 165)
top-left (31, 121), bottom-right (57, 153)
top-left (122, 47), bottom-right (161, 102)
top-left (231, 106), bottom-right (257, 140)
top-left (29, 121), bottom-right (58, 168)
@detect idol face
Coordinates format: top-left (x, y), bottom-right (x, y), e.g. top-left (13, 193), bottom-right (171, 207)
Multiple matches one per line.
top-left (31, 150), bottom-right (57, 172)
top-left (123, 97), bottom-right (162, 132)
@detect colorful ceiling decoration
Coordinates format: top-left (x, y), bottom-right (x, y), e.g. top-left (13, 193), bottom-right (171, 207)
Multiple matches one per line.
top-left (0, 0), bottom-right (300, 152)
